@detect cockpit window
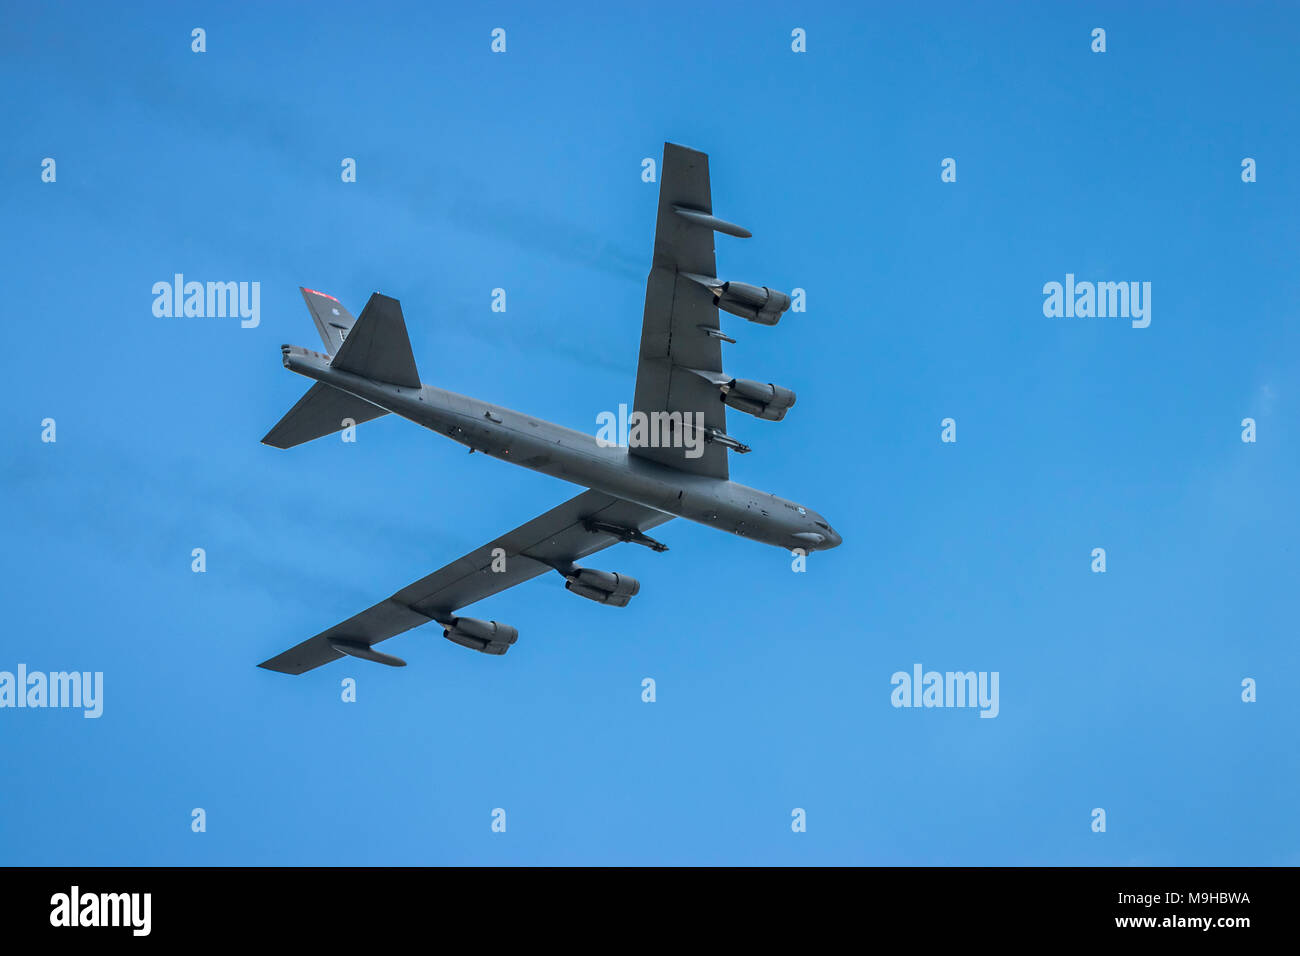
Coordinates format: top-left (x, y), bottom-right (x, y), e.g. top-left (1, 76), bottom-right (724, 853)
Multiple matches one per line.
top-left (815, 521), bottom-right (829, 530)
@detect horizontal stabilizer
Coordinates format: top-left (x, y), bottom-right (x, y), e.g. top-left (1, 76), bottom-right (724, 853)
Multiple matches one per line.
top-left (261, 382), bottom-right (388, 449)
top-left (330, 293), bottom-right (421, 387)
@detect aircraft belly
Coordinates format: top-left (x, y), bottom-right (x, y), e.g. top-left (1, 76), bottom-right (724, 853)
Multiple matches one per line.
top-left (406, 386), bottom-right (785, 543)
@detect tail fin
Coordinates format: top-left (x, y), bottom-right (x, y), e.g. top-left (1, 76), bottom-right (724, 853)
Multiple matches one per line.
top-left (261, 382), bottom-right (388, 449)
top-left (262, 289), bottom-right (419, 449)
top-left (300, 287), bottom-right (355, 355)
top-left (330, 293), bottom-right (421, 387)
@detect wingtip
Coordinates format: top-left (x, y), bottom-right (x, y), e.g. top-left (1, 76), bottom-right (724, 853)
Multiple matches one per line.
top-left (664, 141), bottom-right (706, 158)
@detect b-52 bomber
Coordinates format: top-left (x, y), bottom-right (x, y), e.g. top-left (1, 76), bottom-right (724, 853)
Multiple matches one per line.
top-left (259, 143), bottom-right (840, 674)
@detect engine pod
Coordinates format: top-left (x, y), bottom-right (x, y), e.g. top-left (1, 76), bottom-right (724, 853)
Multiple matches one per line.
top-left (442, 617), bottom-right (519, 655)
top-left (564, 569), bottom-right (640, 607)
top-left (678, 273), bottom-right (792, 326)
top-left (723, 379), bottom-right (797, 421)
top-left (714, 281), bottom-right (791, 326)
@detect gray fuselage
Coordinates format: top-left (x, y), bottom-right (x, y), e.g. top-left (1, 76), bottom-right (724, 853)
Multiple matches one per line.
top-left (282, 345), bottom-right (841, 552)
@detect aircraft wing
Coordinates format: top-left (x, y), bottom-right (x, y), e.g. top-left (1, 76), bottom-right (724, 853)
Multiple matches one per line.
top-left (258, 490), bottom-right (672, 674)
top-left (630, 143), bottom-right (734, 479)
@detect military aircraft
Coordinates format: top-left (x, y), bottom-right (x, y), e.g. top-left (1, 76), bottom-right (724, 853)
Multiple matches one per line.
top-left (258, 143), bottom-right (840, 674)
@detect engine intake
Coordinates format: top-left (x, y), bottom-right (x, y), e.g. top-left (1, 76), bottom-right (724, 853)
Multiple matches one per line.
top-left (564, 568), bottom-right (640, 607)
top-left (442, 616), bottom-right (518, 655)
top-left (714, 281), bottom-right (791, 326)
top-left (722, 378), bottom-right (797, 421)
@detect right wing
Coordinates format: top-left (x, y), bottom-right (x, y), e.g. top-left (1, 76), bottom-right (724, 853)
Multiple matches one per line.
top-left (259, 490), bottom-right (672, 674)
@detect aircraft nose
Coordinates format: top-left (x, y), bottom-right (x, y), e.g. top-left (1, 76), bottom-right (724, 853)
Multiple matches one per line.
top-left (824, 527), bottom-right (842, 549)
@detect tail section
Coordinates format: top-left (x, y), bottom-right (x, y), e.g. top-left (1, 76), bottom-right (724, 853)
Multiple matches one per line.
top-left (300, 287), bottom-right (355, 355)
top-left (262, 289), bottom-right (420, 449)
top-left (330, 292), bottom-right (421, 387)
top-left (261, 382), bottom-right (388, 449)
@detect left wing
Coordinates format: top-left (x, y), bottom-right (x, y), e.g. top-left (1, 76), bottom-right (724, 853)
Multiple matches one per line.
top-left (630, 143), bottom-right (732, 479)
top-left (259, 490), bottom-right (671, 674)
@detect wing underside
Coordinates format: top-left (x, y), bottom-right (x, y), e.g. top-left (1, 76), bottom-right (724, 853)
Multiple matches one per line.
top-left (259, 490), bottom-right (672, 674)
top-left (630, 143), bottom-right (732, 479)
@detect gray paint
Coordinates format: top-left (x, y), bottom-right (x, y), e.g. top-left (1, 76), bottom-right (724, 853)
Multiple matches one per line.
top-left (258, 143), bottom-right (839, 675)
top-left (280, 343), bottom-right (836, 551)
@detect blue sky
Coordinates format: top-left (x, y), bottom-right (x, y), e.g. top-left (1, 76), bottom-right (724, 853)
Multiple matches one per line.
top-left (1, 1), bottom-right (1296, 865)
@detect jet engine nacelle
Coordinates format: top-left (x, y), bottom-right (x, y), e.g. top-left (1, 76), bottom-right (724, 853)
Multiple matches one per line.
top-left (713, 281), bottom-right (792, 326)
top-left (564, 568), bottom-right (640, 607)
top-left (442, 616), bottom-right (519, 655)
top-left (722, 378), bottom-right (797, 421)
